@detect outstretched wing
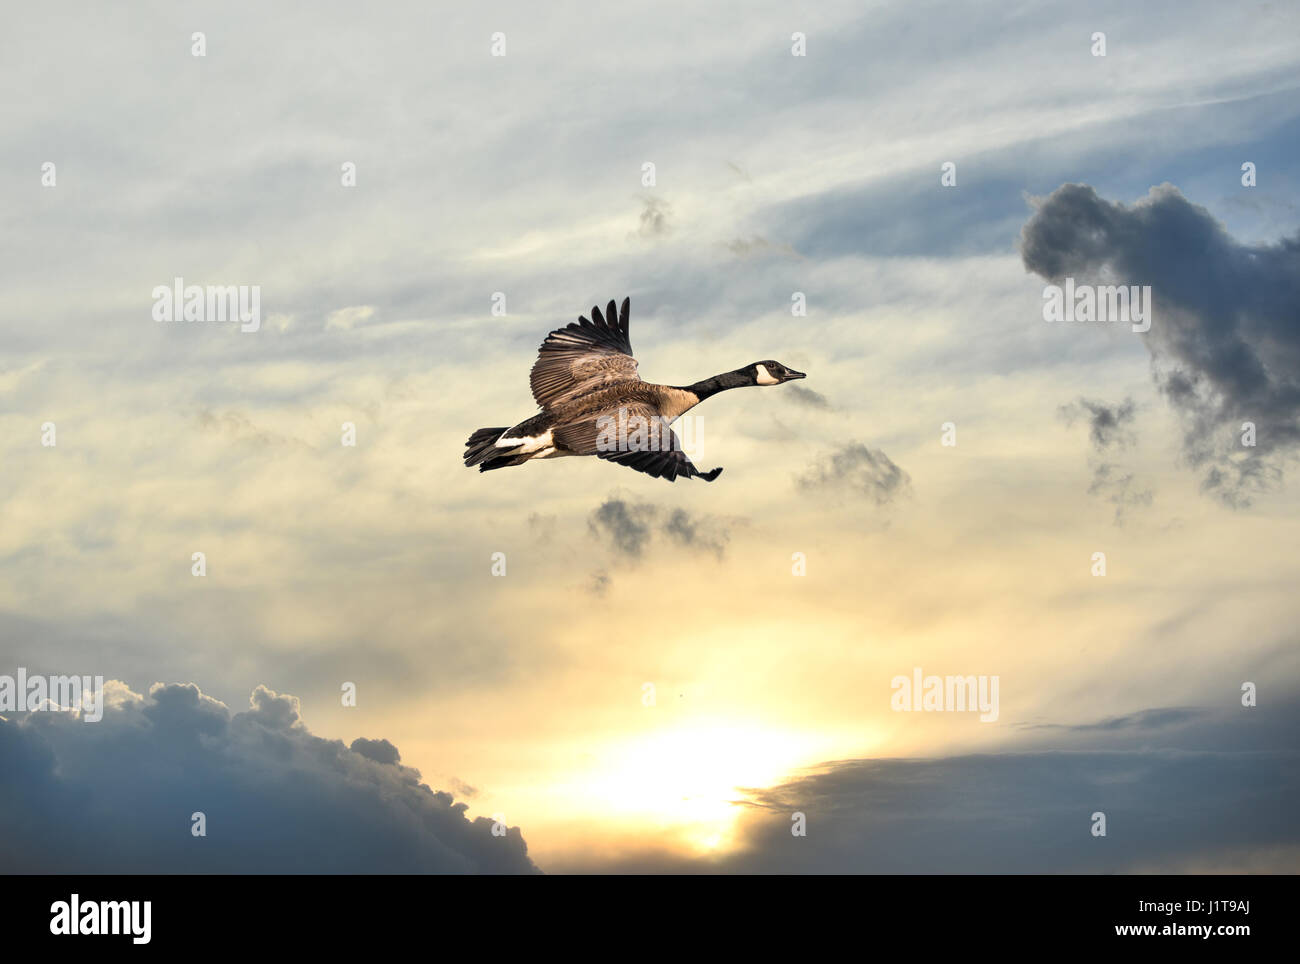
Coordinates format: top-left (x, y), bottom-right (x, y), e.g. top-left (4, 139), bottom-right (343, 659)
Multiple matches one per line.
top-left (599, 445), bottom-right (723, 482)
top-left (552, 408), bottom-right (721, 482)
top-left (530, 297), bottom-right (638, 410)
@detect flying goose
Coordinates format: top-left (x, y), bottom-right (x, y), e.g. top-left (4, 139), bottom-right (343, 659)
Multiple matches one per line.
top-left (464, 297), bottom-right (805, 482)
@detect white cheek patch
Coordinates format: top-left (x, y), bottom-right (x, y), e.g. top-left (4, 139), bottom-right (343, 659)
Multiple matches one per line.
top-left (754, 364), bottom-right (780, 385)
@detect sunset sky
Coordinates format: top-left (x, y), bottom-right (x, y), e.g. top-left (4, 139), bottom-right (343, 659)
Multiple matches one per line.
top-left (2, 0), bottom-right (1298, 873)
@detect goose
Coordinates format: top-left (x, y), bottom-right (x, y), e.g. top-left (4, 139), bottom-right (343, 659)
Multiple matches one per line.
top-left (464, 296), bottom-right (805, 482)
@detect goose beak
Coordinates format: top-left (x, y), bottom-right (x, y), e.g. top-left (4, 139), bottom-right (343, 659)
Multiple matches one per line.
top-left (784, 369), bottom-right (806, 381)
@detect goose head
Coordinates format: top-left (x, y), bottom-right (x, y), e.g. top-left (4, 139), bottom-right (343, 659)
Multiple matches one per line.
top-left (749, 360), bottom-right (806, 386)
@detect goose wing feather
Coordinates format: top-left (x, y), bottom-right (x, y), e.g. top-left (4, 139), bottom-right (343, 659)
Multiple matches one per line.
top-left (530, 297), bottom-right (638, 409)
top-left (599, 444), bottom-right (721, 482)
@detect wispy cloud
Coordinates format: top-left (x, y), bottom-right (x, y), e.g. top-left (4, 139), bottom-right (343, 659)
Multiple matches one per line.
top-left (587, 496), bottom-right (733, 562)
top-left (1058, 397), bottom-right (1152, 524)
top-left (796, 443), bottom-right (911, 506)
top-left (783, 385), bottom-right (833, 410)
top-left (1058, 397), bottom-right (1137, 451)
top-left (634, 196), bottom-right (673, 240)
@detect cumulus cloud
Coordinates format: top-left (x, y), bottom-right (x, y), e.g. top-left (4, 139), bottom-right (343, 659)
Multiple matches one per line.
top-left (1021, 183), bottom-right (1300, 507)
top-left (350, 736), bottom-right (400, 765)
top-left (0, 682), bottom-right (537, 873)
top-left (796, 443), bottom-right (911, 506)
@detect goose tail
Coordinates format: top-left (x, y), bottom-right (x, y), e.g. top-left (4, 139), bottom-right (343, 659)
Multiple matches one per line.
top-left (463, 426), bottom-right (509, 467)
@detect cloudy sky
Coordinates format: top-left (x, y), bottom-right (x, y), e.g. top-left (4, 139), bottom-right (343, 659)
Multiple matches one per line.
top-left (2, 0), bottom-right (1298, 873)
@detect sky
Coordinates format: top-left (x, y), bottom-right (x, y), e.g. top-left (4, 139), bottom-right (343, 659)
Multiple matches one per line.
top-left (1, 0), bottom-right (1298, 873)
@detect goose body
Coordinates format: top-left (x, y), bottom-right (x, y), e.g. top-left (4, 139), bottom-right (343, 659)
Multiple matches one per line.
top-left (464, 297), bottom-right (805, 482)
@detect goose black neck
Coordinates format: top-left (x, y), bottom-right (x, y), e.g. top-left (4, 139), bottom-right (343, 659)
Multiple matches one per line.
top-left (679, 368), bottom-right (754, 401)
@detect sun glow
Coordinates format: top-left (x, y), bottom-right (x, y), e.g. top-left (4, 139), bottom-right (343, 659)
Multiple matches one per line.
top-left (558, 721), bottom-right (823, 853)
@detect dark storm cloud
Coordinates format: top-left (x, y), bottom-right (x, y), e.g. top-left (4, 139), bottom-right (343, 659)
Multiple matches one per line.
top-left (0, 683), bottom-right (537, 874)
top-left (796, 443), bottom-right (911, 505)
top-left (1021, 183), bottom-right (1300, 507)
